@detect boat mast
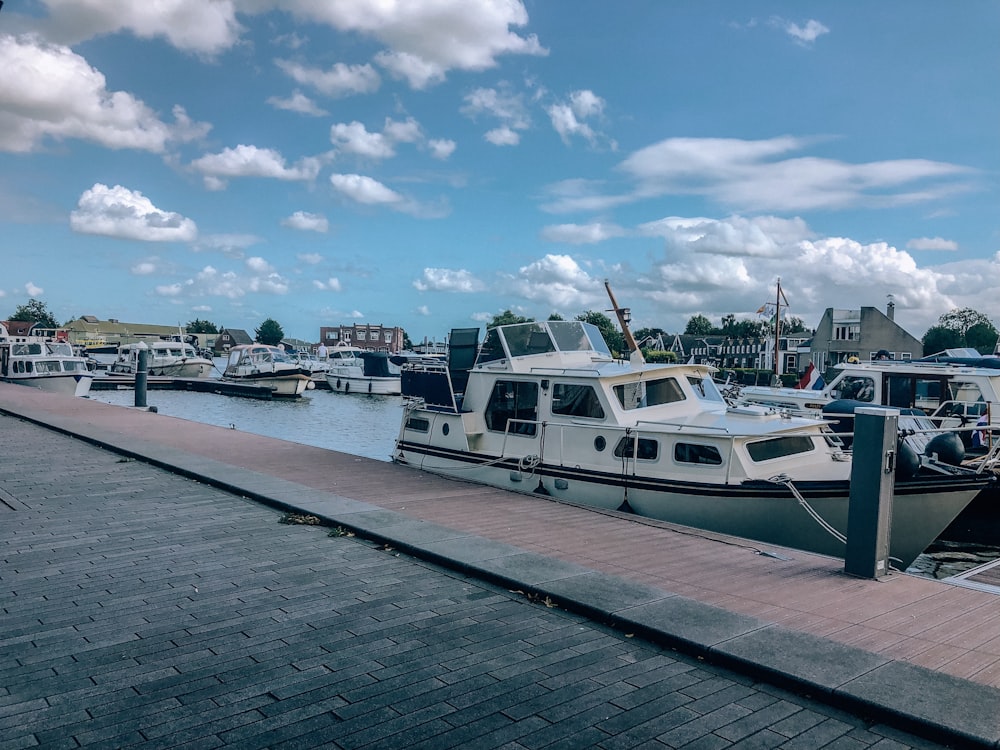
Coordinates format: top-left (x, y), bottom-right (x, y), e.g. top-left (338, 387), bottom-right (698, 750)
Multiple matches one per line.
top-left (772, 278), bottom-right (789, 383)
top-left (604, 280), bottom-right (643, 366)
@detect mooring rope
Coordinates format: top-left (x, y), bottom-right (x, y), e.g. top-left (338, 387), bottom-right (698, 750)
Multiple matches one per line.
top-left (768, 473), bottom-right (847, 545)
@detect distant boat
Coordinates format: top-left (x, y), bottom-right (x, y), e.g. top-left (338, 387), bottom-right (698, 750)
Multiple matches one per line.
top-left (0, 332), bottom-right (94, 397)
top-left (221, 344), bottom-right (312, 398)
top-left (325, 344), bottom-right (402, 395)
top-left (110, 340), bottom-right (214, 379)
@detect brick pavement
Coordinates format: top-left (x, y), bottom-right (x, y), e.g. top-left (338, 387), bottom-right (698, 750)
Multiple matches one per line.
top-left (0, 415), bottom-right (952, 749)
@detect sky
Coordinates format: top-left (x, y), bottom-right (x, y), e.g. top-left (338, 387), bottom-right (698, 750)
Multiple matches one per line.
top-left (1, 1), bottom-right (998, 346)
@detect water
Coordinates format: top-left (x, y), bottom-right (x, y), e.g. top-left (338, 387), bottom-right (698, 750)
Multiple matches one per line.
top-left (88, 375), bottom-right (1000, 582)
top-left (88, 385), bottom-right (403, 462)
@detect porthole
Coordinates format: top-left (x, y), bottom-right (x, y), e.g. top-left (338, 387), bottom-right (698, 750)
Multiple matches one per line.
top-left (594, 435), bottom-right (606, 451)
top-left (442, 423), bottom-right (450, 436)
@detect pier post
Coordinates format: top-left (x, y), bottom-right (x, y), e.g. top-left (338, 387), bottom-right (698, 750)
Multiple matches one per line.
top-left (844, 406), bottom-right (898, 579)
top-left (134, 342), bottom-right (148, 408)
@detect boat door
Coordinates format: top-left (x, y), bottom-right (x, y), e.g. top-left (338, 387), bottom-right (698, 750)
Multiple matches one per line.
top-left (482, 378), bottom-right (540, 446)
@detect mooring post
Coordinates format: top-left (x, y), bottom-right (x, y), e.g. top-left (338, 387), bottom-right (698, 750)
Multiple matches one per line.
top-left (844, 406), bottom-right (898, 578)
top-left (134, 342), bottom-right (148, 408)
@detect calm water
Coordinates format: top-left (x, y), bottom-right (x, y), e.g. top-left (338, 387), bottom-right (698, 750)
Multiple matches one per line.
top-left (88, 384), bottom-right (403, 462)
top-left (88, 374), bottom-right (999, 581)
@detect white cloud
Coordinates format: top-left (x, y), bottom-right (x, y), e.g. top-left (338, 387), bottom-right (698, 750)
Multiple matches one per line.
top-left (297, 252), bottom-right (324, 264)
top-left (541, 223), bottom-right (627, 245)
top-left (266, 91), bottom-right (328, 117)
top-left (547, 90), bottom-right (606, 146)
top-left (638, 215), bottom-right (812, 257)
top-left (462, 84), bottom-right (531, 145)
top-left (771, 17), bottom-right (831, 46)
top-left (37, 0), bottom-right (243, 55)
top-left (190, 145), bottom-right (321, 189)
top-left (416, 305), bottom-right (430, 316)
top-left (0, 35), bottom-right (209, 153)
top-left (313, 277), bottom-right (342, 292)
top-left (275, 59), bottom-right (380, 97)
top-left (330, 173), bottom-right (403, 205)
top-left (131, 260), bottom-right (159, 275)
top-left (413, 268), bottom-right (486, 293)
top-left (193, 234), bottom-right (261, 258)
top-left (614, 136), bottom-right (975, 213)
top-left (282, 211), bottom-right (329, 233)
top-left (330, 121), bottom-right (395, 159)
top-left (428, 139), bottom-right (457, 159)
top-left (25, 282), bottom-right (44, 297)
top-left (245, 256), bottom-right (274, 274)
top-left (70, 184), bottom-right (198, 242)
top-left (506, 254), bottom-right (601, 310)
top-left (907, 237), bottom-right (959, 252)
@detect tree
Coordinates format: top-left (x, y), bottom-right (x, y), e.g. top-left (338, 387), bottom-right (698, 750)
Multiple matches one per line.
top-left (782, 316), bottom-right (809, 334)
top-left (9, 299), bottom-right (59, 329)
top-left (965, 322), bottom-right (999, 354)
top-left (684, 314), bottom-right (715, 336)
top-left (938, 307), bottom-right (993, 335)
top-left (922, 325), bottom-right (962, 355)
top-left (186, 318), bottom-right (218, 334)
top-left (576, 310), bottom-right (624, 356)
top-left (547, 312), bottom-right (565, 321)
top-left (486, 310), bottom-right (532, 329)
top-left (255, 318), bottom-right (284, 346)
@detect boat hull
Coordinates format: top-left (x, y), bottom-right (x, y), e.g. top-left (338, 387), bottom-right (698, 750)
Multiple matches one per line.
top-left (222, 373), bottom-right (310, 397)
top-left (393, 439), bottom-right (984, 570)
top-left (326, 373), bottom-right (400, 396)
top-left (1, 373), bottom-right (93, 398)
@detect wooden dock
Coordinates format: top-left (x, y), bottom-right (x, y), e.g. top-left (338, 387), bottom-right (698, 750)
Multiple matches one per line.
top-left (3, 382), bottom-right (1000, 693)
top-left (90, 374), bottom-right (329, 398)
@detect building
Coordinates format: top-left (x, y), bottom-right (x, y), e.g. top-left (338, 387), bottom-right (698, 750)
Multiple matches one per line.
top-left (61, 316), bottom-right (189, 349)
top-left (212, 328), bottom-right (253, 354)
top-left (318, 324), bottom-right (404, 353)
top-left (810, 299), bottom-right (923, 376)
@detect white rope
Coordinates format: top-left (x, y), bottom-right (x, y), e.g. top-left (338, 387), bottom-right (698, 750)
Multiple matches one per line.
top-left (769, 474), bottom-right (847, 545)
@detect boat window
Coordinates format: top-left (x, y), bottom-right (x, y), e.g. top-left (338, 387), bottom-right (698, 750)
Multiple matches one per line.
top-left (674, 443), bottom-right (723, 465)
top-left (35, 360), bottom-right (61, 373)
top-left (613, 436), bottom-right (659, 460)
top-left (405, 417), bottom-right (430, 433)
top-left (485, 380), bottom-right (538, 436)
top-left (551, 383), bottom-right (605, 419)
top-left (613, 377), bottom-right (685, 410)
top-left (687, 375), bottom-right (725, 403)
top-left (476, 327), bottom-right (506, 365)
top-left (504, 323), bottom-right (555, 358)
top-left (747, 436), bottom-right (815, 462)
top-left (834, 376), bottom-right (874, 402)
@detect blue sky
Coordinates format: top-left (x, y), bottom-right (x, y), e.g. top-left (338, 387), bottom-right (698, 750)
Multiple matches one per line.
top-left (1, 1), bottom-right (997, 345)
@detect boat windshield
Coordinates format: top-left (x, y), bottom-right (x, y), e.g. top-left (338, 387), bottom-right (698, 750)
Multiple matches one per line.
top-left (477, 321), bottom-right (611, 365)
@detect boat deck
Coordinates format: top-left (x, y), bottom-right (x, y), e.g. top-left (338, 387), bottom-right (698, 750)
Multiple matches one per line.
top-left (3, 383), bottom-right (1000, 694)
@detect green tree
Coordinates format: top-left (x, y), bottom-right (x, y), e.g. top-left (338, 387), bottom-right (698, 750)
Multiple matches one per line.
top-left (486, 310), bottom-right (532, 329)
top-left (684, 314), bottom-right (715, 336)
top-left (576, 310), bottom-right (625, 356)
top-left (966, 322), bottom-right (999, 354)
top-left (547, 312), bottom-right (565, 321)
top-left (9, 299), bottom-right (59, 329)
top-left (255, 318), bottom-right (284, 346)
top-left (922, 325), bottom-right (963, 355)
top-left (782, 316), bottom-right (809, 334)
top-left (938, 307), bottom-right (993, 335)
top-left (186, 318), bottom-right (218, 334)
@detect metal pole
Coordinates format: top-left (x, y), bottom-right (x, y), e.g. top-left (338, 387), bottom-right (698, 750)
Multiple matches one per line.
top-left (134, 342), bottom-right (148, 408)
top-left (844, 406), bottom-right (898, 578)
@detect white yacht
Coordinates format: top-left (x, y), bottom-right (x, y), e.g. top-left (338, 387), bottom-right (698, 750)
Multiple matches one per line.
top-left (325, 344), bottom-right (402, 395)
top-left (221, 344), bottom-right (312, 397)
top-left (0, 328), bottom-right (93, 397)
top-left (394, 320), bottom-right (992, 568)
top-left (110, 340), bottom-right (214, 379)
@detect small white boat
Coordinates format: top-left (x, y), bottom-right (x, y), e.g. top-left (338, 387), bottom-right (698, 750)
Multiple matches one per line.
top-left (0, 332), bottom-right (93, 397)
top-left (394, 319), bottom-right (992, 568)
top-left (110, 340), bottom-right (214, 379)
top-left (221, 344), bottom-right (312, 397)
top-left (325, 344), bottom-right (401, 396)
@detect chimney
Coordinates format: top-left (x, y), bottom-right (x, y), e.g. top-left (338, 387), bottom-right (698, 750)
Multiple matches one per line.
top-left (886, 295), bottom-right (895, 321)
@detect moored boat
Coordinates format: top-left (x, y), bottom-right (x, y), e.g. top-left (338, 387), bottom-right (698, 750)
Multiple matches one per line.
top-left (110, 340), bottom-right (215, 379)
top-left (221, 344), bottom-right (312, 397)
top-left (0, 330), bottom-right (93, 397)
top-left (394, 319), bottom-right (993, 568)
top-left (325, 344), bottom-right (401, 395)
